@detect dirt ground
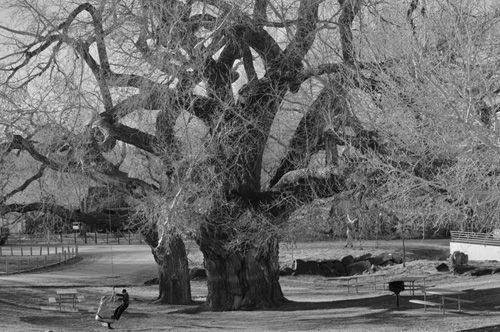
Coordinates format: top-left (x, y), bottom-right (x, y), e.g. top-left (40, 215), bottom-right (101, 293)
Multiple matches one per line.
top-left (1, 239), bottom-right (500, 332)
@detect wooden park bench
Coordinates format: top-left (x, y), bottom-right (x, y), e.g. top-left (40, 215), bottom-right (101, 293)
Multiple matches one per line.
top-left (409, 288), bottom-right (475, 314)
top-left (326, 273), bottom-right (387, 294)
top-left (408, 299), bottom-right (443, 310)
top-left (42, 289), bottom-right (84, 312)
top-left (442, 296), bottom-right (475, 312)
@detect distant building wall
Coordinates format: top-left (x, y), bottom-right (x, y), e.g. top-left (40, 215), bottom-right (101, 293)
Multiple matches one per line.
top-left (450, 230), bottom-right (500, 261)
top-left (450, 242), bottom-right (500, 261)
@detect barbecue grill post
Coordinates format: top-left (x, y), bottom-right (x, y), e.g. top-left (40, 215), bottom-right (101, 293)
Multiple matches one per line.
top-left (389, 281), bottom-right (405, 308)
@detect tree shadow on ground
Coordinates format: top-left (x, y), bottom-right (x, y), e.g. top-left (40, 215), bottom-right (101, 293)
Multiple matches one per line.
top-left (20, 315), bottom-right (71, 327)
top-left (170, 285), bottom-right (500, 332)
top-left (270, 287), bottom-right (500, 313)
top-left (258, 288), bottom-right (500, 332)
top-left (459, 326), bottom-right (500, 332)
top-left (20, 312), bottom-right (149, 326)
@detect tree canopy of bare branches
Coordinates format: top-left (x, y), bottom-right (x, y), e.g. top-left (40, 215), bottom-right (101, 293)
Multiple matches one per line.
top-left (2, 0), bottom-right (500, 310)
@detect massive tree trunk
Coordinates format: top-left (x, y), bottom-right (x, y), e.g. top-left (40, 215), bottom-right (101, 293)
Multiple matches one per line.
top-left (197, 217), bottom-right (286, 311)
top-left (143, 230), bottom-right (191, 304)
top-left (190, 66), bottom-right (289, 309)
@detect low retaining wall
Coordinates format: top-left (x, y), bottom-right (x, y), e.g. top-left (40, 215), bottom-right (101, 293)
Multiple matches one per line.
top-left (450, 231), bottom-right (500, 261)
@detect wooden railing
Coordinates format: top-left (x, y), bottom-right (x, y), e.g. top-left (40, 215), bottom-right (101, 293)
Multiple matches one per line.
top-left (450, 231), bottom-right (500, 247)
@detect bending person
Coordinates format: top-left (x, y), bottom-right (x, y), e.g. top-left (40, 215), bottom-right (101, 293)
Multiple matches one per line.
top-left (96, 293), bottom-right (115, 330)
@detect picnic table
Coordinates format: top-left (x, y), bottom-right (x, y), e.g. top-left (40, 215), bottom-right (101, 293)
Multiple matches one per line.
top-left (388, 275), bottom-right (433, 295)
top-left (47, 289), bottom-right (84, 312)
top-left (409, 288), bottom-right (474, 314)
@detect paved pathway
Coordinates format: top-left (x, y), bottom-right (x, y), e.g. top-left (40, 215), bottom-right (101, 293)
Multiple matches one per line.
top-left (0, 245), bottom-right (157, 287)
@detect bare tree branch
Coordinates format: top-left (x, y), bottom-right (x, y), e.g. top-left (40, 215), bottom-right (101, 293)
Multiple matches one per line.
top-left (338, 0), bottom-right (362, 65)
top-left (1, 165), bottom-right (46, 204)
top-left (0, 202), bottom-right (127, 230)
top-left (4, 134), bottom-right (157, 198)
top-left (407, 0), bottom-right (420, 36)
top-left (253, 0), bottom-right (268, 24)
top-left (270, 81), bottom-right (350, 188)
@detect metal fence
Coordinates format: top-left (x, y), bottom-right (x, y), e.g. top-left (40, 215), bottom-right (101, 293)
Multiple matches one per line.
top-left (450, 230), bottom-right (500, 247)
top-left (3, 230), bottom-right (144, 245)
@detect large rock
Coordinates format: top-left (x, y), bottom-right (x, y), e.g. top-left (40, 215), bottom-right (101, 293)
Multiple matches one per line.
top-left (471, 268), bottom-right (493, 277)
top-left (341, 255), bottom-right (355, 267)
top-left (452, 265), bottom-right (475, 275)
top-left (390, 253), bottom-right (403, 264)
top-left (436, 262), bottom-right (450, 272)
top-left (332, 259), bottom-right (346, 276)
top-left (380, 252), bottom-right (393, 262)
top-left (279, 267), bottom-right (294, 276)
top-left (354, 253), bottom-right (372, 262)
top-left (347, 260), bottom-right (371, 276)
top-left (380, 260), bottom-right (395, 267)
top-left (319, 261), bottom-right (340, 277)
top-left (369, 253), bottom-right (391, 266)
top-left (451, 251), bottom-right (469, 266)
top-left (293, 259), bottom-right (321, 275)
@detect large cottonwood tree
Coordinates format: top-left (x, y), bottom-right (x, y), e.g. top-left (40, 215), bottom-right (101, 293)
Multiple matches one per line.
top-left (2, 0), bottom-right (500, 310)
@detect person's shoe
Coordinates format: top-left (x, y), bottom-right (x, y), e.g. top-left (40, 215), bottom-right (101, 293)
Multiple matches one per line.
top-left (108, 327), bottom-right (114, 330)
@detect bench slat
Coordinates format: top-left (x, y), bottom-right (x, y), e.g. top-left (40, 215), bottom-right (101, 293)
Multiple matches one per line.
top-left (409, 299), bottom-right (442, 307)
top-left (407, 284), bottom-right (435, 290)
top-left (346, 283), bottom-right (374, 287)
top-left (49, 297), bottom-right (78, 303)
top-left (57, 306), bottom-right (78, 313)
top-left (443, 297), bottom-right (475, 304)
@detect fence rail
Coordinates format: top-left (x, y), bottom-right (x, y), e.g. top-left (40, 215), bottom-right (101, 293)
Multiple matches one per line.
top-left (0, 245), bottom-right (78, 274)
top-left (450, 231), bottom-right (500, 247)
top-left (3, 230), bottom-right (144, 245)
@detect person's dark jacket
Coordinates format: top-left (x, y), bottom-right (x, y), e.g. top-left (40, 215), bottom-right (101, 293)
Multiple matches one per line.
top-left (116, 292), bottom-right (129, 304)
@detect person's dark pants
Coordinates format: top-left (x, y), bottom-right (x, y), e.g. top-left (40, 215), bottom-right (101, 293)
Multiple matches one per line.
top-left (114, 303), bottom-right (129, 320)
